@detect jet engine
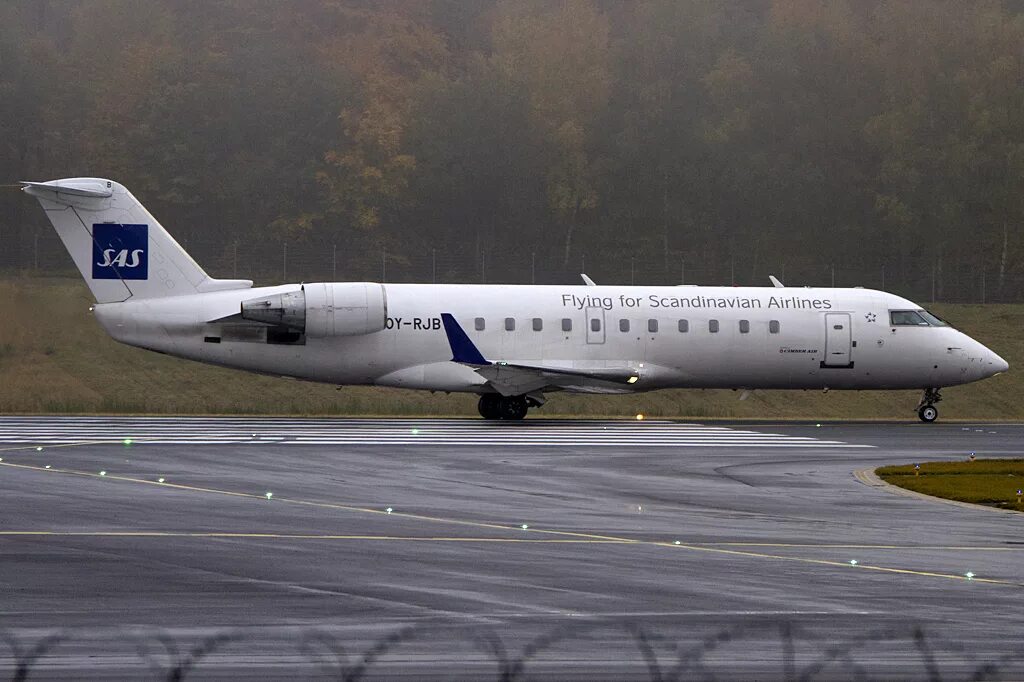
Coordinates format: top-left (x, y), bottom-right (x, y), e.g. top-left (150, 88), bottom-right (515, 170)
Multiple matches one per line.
top-left (240, 283), bottom-right (387, 337)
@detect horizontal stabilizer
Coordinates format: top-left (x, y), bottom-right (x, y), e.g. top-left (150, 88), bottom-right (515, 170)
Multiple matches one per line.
top-left (21, 180), bottom-right (112, 199)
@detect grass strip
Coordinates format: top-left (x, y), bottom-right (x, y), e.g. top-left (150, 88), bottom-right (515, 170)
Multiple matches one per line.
top-left (877, 460), bottom-right (1024, 510)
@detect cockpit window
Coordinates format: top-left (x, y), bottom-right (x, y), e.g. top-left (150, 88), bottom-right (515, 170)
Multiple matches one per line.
top-left (917, 309), bottom-right (949, 327)
top-left (890, 310), bottom-right (928, 326)
top-left (890, 309), bottom-right (947, 327)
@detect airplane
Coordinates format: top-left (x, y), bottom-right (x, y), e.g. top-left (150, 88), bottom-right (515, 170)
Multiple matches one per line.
top-left (23, 177), bottom-right (1008, 422)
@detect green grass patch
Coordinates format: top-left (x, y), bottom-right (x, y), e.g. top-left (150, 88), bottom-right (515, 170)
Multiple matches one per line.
top-left (877, 460), bottom-right (1024, 510)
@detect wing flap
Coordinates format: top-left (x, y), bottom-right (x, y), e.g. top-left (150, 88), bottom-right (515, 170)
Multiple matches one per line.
top-left (476, 362), bottom-right (639, 396)
top-left (474, 364), bottom-right (549, 396)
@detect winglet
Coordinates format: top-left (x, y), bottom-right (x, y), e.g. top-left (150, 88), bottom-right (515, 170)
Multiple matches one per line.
top-left (580, 273), bottom-right (597, 286)
top-left (440, 313), bottom-right (490, 365)
top-left (769, 275), bottom-right (784, 288)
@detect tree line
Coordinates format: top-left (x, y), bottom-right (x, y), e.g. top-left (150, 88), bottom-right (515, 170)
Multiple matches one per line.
top-left (2, 0), bottom-right (1024, 301)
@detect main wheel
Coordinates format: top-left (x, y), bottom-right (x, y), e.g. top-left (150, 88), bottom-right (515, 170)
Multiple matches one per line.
top-left (478, 394), bottom-right (502, 420)
top-left (918, 404), bottom-right (938, 423)
top-left (498, 396), bottom-right (528, 421)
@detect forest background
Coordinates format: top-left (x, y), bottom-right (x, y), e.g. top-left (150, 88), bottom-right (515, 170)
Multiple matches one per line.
top-left (2, 1), bottom-right (1024, 417)
top-left (3, 0), bottom-right (1024, 302)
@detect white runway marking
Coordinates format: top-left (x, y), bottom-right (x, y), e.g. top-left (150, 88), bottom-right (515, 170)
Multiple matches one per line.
top-left (0, 417), bottom-right (871, 448)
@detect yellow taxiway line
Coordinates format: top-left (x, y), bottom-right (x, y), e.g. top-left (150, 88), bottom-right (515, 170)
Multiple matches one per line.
top-left (0, 459), bottom-right (1015, 587)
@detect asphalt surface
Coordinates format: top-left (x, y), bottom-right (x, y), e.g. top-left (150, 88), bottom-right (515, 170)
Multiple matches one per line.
top-left (0, 417), bottom-right (1022, 680)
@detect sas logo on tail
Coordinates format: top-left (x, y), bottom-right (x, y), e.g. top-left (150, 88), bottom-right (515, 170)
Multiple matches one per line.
top-left (92, 224), bottom-right (148, 280)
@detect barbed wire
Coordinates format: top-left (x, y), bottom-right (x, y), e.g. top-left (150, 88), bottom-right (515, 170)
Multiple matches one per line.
top-left (1, 620), bottom-right (1021, 680)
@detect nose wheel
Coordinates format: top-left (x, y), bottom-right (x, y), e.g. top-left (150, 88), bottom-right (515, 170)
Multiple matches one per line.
top-left (916, 388), bottom-right (942, 423)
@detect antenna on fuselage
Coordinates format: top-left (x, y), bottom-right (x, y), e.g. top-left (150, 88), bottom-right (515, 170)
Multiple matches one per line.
top-left (769, 275), bottom-right (784, 288)
top-left (580, 274), bottom-right (597, 286)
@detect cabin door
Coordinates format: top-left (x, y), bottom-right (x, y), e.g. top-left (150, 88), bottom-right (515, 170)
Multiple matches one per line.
top-left (823, 312), bottom-right (852, 367)
top-left (585, 307), bottom-right (606, 344)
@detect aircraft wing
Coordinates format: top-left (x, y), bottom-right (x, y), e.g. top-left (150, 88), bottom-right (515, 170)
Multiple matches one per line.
top-left (440, 313), bottom-right (639, 396)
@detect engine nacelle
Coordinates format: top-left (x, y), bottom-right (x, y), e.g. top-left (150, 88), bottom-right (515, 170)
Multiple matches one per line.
top-left (240, 283), bottom-right (387, 338)
top-left (304, 282), bottom-right (387, 337)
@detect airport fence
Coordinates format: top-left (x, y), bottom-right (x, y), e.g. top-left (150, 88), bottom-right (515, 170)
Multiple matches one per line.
top-left (3, 222), bottom-right (1023, 305)
top-left (1, 620), bottom-right (1022, 680)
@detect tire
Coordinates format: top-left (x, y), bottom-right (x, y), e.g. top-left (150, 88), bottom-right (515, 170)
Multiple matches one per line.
top-left (498, 396), bottom-right (528, 421)
top-left (478, 394), bottom-right (502, 420)
top-left (918, 405), bottom-right (938, 423)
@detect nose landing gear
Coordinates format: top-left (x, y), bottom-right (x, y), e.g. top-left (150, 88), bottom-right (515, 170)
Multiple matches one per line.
top-left (478, 394), bottom-right (529, 420)
top-left (916, 388), bottom-right (942, 423)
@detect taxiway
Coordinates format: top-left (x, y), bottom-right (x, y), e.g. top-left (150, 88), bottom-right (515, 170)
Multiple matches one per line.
top-left (0, 417), bottom-right (1021, 679)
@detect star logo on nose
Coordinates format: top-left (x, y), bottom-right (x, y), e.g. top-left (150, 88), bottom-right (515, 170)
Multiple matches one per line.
top-left (865, 313), bottom-right (877, 322)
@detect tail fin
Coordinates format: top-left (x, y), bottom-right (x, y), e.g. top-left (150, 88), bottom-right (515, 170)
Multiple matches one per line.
top-left (22, 178), bottom-right (252, 303)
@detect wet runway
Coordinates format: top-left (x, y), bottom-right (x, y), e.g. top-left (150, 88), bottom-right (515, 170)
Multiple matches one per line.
top-left (0, 417), bottom-right (1022, 680)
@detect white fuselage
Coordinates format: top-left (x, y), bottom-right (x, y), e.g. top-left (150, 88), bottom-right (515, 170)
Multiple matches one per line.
top-left (92, 283), bottom-right (1007, 395)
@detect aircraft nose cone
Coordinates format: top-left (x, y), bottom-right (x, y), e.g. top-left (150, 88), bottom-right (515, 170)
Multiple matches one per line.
top-left (991, 352), bottom-right (1010, 375)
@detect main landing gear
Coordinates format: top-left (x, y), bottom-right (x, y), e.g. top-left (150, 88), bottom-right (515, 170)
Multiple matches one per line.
top-left (478, 394), bottom-right (530, 420)
top-left (916, 387), bottom-right (942, 423)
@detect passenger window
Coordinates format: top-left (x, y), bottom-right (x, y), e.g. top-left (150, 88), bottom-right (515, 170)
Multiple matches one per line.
top-left (739, 320), bottom-right (750, 334)
top-left (678, 319), bottom-right (689, 333)
top-left (505, 317), bottom-right (515, 331)
top-left (890, 310), bottom-right (929, 326)
top-left (619, 319), bottom-right (630, 332)
top-left (532, 318), bottom-right (543, 332)
top-left (709, 319), bottom-right (719, 333)
top-left (561, 318), bottom-right (572, 332)
top-left (591, 318), bottom-right (601, 332)
top-left (648, 319), bottom-right (659, 333)
top-left (474, 317), bottom-right (485, 331)
top-left (769, 320), bottom-right (780, 334)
